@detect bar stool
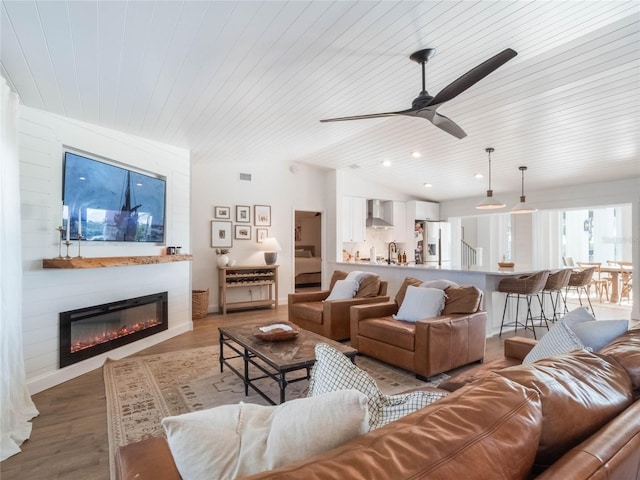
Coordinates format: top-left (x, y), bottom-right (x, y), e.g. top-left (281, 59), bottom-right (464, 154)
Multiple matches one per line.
top-left (498, 270), bottom-right (550, 339)
top-left (539, 269), bottom-right (572, 323)
top-left (564, 266), bottom-right (596, 317)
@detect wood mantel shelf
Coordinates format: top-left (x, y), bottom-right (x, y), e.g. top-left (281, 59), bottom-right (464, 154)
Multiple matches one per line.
top-left (42, 254), bottom-right (193, 269)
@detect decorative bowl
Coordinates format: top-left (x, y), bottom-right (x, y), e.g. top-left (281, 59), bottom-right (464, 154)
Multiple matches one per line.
top-left (253, 322), bottom-right (300, 342)
top-left (498, 261), bottom-right (515, 268)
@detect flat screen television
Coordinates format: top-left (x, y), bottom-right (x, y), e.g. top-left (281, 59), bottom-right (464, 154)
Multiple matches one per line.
top-left (62, 151), bottom-right (166, 242)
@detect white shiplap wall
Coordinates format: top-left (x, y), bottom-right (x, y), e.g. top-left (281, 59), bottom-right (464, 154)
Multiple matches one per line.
top-left (19, 106), bottom-right (192, 394)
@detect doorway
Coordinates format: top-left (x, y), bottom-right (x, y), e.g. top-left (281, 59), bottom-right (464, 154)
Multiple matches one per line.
top-left (294, 210), bottom-right (322, 292)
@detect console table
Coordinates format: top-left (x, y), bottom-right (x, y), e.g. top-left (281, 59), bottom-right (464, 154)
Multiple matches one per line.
top-left (218, 265), bottom-right (278, 315)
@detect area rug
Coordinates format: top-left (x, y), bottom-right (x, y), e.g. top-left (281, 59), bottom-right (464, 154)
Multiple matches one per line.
top-left (104, 346), bottom-right (448, 477)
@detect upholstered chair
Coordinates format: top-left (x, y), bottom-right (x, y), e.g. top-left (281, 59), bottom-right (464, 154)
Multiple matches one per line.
top-left (288, 271), bottom-right (388, 341)
top-left (350, 277), bottom-right (486, 380)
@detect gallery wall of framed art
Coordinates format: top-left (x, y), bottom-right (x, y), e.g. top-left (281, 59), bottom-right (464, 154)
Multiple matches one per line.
top-left (211, 204), bottom-right (273, 248)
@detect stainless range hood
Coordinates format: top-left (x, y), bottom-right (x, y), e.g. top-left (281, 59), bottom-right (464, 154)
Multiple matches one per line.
top-left (366, 200), bottom-right (393, 229)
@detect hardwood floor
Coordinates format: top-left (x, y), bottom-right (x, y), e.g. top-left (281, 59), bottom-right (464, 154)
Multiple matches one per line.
top-left (2, 299), bottom-right (633, 479)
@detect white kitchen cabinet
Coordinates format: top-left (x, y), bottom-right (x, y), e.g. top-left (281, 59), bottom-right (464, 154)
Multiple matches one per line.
top-left (384, 201), bottom-right (407, 243)
top-left (342, 196), bottom-right (366, 242)
top-left (411, 200), bottom-right (440, 220)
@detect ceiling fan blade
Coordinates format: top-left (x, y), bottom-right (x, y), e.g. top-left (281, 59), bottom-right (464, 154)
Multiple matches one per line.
top-left (319, 110), bottom-right (411, 123)
top-left (415, 110), bottom-right (467, 139)
top-left (428, 48), bottom-right (517, 107)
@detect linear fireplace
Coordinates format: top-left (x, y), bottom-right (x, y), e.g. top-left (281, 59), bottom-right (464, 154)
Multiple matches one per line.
top-left (59, 292), bottom-right (168, 367)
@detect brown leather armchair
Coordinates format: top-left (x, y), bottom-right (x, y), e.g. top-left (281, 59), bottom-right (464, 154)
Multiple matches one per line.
top-left (350, 278), bottom-right (487, 380)
top-left (288, 271), bottom-right (389, 341)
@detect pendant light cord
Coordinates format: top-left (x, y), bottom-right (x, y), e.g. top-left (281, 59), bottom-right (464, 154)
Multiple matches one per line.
top-left (486, 147), bottom-right (495, 191)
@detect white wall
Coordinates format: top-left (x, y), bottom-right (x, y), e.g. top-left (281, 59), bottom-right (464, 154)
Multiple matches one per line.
top-left (19, 107), bottom-right (191, 394)
top-left (190, 160), bottom-right (329, 311)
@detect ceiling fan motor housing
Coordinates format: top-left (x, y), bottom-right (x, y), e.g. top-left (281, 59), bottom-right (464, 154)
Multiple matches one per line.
top-left (412, 91), bottom-right (434, 109)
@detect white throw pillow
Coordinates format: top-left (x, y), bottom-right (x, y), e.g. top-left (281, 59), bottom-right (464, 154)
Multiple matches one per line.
top-left (569, 319), bottom-right (629, 352)
top-left (393, 286), bottom-right (446, 322)
top-left (522, 320), bottom-right (589, 365)
top-left (325, 279), bottom-right (359, 301)
top-left (161, 389), bottom-right (369, 480)
top-left (420, 279), bottom-right (459, 290)
top-left (345, 270), bottom-right (374, 284)
top-left (308, 343), bottom-right (448, 430)
top-left (562, 306), bottom-right (596, 327)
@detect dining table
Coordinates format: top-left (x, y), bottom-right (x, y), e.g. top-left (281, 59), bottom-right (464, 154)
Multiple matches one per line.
top-left (599, 265), bottom-right (633, 303)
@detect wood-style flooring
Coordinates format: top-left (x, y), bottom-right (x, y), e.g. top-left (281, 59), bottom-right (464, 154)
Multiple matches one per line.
top-left (1, 299), bottom-right (632, 480)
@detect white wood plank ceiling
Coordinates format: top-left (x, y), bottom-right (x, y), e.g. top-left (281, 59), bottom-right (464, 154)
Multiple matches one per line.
top-left (2, 1), bottom-right (639, 201)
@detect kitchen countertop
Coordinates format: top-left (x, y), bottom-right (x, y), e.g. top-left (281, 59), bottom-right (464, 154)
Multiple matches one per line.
top-left (335, 261), bottom-right (560, 276)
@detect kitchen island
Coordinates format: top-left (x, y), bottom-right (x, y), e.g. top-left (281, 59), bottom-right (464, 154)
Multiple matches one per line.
top-left (329, 261), bottom-right (559, 337)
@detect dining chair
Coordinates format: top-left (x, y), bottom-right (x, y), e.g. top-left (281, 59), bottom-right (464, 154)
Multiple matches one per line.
top-left (617, 262), bottom-right (633, 304)
top-left (576, 262), bottom-right (609, 302)
top-left (607, 261), bottom-right (633, 304)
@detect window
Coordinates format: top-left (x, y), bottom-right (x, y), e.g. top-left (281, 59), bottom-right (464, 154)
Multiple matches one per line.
top-left (561, 205), bottom-right (632, 263)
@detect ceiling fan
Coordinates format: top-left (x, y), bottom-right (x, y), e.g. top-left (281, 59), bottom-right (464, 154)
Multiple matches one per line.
top-left (320, 48), bottom-right (517, 139)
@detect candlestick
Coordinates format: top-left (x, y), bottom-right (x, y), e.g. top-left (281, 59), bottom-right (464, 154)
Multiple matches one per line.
top-left (56, 226), bottom-right (64, 258)
top-left (76, 234), bottom-right (84, 258)
top-left (66, 216), bottom-right (70, 242)
top-left (64, 240), bottom-right (72, 259)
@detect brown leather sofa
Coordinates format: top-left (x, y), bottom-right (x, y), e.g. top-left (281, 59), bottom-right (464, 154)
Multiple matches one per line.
top-left (288, 271), bottom-right (388, 341)
top-left (350, 277), bottom-right (487, 379)
top-left (116, 328), bottom-right (640, 480)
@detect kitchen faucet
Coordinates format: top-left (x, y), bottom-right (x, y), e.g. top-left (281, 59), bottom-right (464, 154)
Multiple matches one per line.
top-left (388, 242), bottom-right (397, 265)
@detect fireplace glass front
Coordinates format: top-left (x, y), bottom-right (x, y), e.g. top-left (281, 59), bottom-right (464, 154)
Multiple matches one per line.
top-left (59, 292), bottom-right (168, 367)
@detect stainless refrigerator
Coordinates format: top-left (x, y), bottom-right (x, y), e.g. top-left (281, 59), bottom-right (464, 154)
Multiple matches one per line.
top-left (414, 220), bottom-right (451, 266)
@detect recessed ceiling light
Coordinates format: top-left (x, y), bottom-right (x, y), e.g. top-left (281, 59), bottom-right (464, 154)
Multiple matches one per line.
top-left (424, 183), bottom-right (432, 188)
top-left (136, 183), bottom-right (143, 187)
top-left (475, 173), bottom-right (484, 179)
top-left (79, 176), bottom-right (86, 181)
top-left (411, 151), bottom-right (421, 158)
top-left (382, 160), bottom-right (392, 167)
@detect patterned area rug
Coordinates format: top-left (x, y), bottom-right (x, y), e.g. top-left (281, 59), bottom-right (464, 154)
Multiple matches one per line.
top-left (104, 346), bottom-right (448, 477)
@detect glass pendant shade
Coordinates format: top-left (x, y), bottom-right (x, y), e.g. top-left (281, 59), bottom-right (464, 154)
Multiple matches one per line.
top-left (511, 166), bottom-right (537, 214)
top-left (475, 147), bottom-right (505, 210)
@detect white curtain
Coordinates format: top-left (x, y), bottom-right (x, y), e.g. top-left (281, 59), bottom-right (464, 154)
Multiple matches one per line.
top-left (0, 75), bottom-right (39, 461)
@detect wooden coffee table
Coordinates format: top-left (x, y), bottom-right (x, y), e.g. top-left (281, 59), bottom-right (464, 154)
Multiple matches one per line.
top-left (219, 322), bottom-right (357, 405)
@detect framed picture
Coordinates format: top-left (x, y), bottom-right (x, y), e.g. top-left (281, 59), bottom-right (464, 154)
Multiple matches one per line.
top-left (214, 206), bottom-right (230, 219)
top-left (234, 224), bottom-right (251, 240)
top-left (254, 205), bottom-right (271, 226)
top-left (256, 228), bottom-right (268, 243)
top-left (236, 205), bottom-right (251, 223)
top-left (211, 221), bottom-right (232, 248)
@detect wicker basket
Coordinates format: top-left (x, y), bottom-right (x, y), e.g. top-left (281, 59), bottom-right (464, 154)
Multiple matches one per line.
top-left (192, 289), bottom-right (210, 319)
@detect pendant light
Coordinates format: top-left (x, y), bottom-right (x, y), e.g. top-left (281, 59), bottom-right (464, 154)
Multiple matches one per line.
top-left (475, 147), bottom-right (505, 209)
top-left (511, 166), bottom-right (538, 214)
